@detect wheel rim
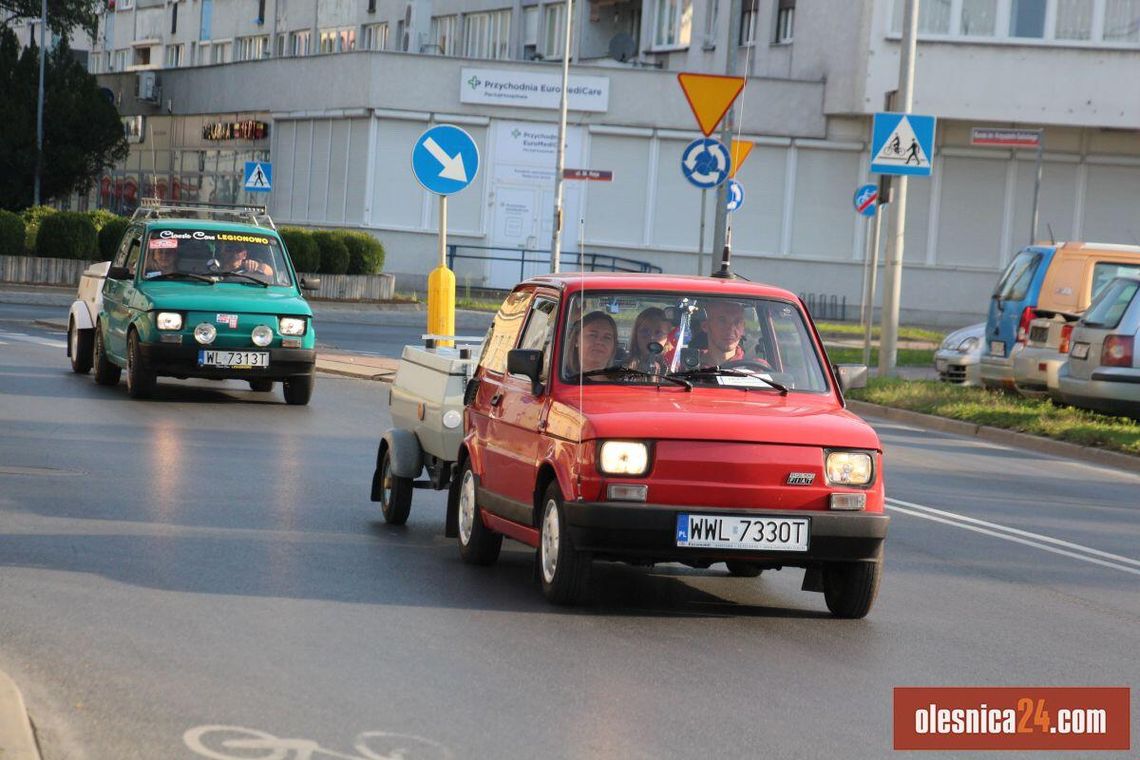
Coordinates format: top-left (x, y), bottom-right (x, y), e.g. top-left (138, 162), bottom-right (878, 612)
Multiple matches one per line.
top-left (458, 470), bottom-right (476, 544)
top-left (127, 337), bottom-right (135, 388)
top-left (381, 455), bottom-right (393, 508)
top-left (540, 499), bottom-right (559, 584)
top-left (69, 322), bottom-right (77, 357)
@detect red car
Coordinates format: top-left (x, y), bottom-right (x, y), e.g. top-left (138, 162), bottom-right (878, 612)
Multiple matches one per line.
top-left (446, 274), bottom-right (888, 617)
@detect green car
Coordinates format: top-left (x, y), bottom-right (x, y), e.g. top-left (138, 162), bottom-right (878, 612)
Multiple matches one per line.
top-left (88, 216), bottom-right (319, 404)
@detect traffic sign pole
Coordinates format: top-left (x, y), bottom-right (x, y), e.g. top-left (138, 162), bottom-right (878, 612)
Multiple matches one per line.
top-left (428, 195), bottom-right (455, 347)
top-left (711, 0), bottom-right (743, 276)
top-left (697, 189), bottom-right (708, 276)
top-left (861, 207), bottom-right (884, 367)
top-left (1031, 134), bottom-right (1044, 244)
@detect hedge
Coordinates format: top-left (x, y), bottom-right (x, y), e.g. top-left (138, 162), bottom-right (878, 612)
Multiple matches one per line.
top-left (312, 230), bottom-right (350, 275)
top-left (21, 205), bottom-right (57, 254)
top-left (278, 227), bottom-right (320, 273)
top-left (0, 210), bottom-right (26, 256)
top-left (36, 212), bottom-right (98, 260)
top-left (337, 231), bottom-right (385, 275)
top-left (86, 208), bottom-right (123, 232)
top-left (98, 218), bottom-right (131, 260)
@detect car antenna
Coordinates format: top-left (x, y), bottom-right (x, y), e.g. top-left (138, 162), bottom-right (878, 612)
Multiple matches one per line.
top-left (1047, 224), bottom-right (1056, 245)
top-left (710, 227), bottom-right (734, 279)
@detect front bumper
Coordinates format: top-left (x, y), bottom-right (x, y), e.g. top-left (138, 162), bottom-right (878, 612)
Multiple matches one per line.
top-left (137, 343), bottom-right (316, 380)
top-left (934, 349), bottom-right (980, 385)
top-left (562, 502), bottom-right (888, 566)
top-left (1012, 346), bottom-right (1067, 397)
top-left (980, 347), bottom-right (1019, 390)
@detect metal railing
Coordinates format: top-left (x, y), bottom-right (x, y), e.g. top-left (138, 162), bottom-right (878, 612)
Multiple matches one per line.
top-left (131, 199), bottom-right (276, 229)
top-left (447, 245), bottom-right (662, 282)
top-left (799, 292), bottom-right (848, 322)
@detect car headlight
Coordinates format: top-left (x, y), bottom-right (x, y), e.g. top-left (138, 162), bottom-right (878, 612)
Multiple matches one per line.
top-left (825, 451), bottom-right (873, 486)
top-left (957, 336), bottom-right (978, 353)
top-left (156, 312), bottom-right (183, 331)
top-left (279, 316), bottom-right (307, 336)
top-left (194, 323), bottom-right (217, 345)
top-left (598, 441), bottom-right (650, 476)
top-left (251, 325), bottom-right (273, 347)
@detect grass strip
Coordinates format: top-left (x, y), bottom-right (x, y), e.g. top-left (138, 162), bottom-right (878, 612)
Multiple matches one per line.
top-left (826, 347), bottom-right (935, 367)
top-left (849, 378), bottom-right (1140, 455)
top-left (815, 321), bottom-right (944, 343)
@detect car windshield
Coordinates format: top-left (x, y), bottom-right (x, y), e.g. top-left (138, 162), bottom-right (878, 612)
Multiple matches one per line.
top-left (1081, 278), bottom-right (1140, 329)
top-left (142, 229), bottom-right (293, 287)
top-left (558, 291), bottom-right (830, 392)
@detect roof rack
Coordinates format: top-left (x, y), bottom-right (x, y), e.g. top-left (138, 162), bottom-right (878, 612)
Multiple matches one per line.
top-left (130, 198), bottom-right (277, 230)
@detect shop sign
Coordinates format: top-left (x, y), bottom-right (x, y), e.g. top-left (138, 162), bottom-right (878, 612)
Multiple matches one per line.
top-left (202, 119), bottom-right (270, 141)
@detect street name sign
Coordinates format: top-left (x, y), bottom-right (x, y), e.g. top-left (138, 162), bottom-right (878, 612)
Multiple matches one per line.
top-left (681, 138), bottom-right (731, 189)
top-left (971, 128), bottom-right (1042, 148)
top-left (563, 169), bottom-right (613, 181)
top-left (243, 161), bottom-right (272, 193)
top-left (411, 125), bottom-right (480, 196)
top-left (871, 113), bottom-right (937, 177)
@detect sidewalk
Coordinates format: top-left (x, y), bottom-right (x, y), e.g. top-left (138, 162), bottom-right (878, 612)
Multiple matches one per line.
top-left (0, 669), bottom-right (40, 759)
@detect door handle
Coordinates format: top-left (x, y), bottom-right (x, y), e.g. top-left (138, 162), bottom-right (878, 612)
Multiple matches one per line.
top-left (490, 393), bottom-right (503, 407)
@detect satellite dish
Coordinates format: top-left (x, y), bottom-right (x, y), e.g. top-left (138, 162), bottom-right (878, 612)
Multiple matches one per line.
top-left (608, 33), bottom-right (636, 62)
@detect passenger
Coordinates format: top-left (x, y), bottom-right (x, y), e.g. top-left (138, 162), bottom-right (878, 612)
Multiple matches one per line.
top-left (221, 242), bottom-right (274, 279)
top-left (625, 307), bottom-right (672, 372)
top-left (565, 311), bottom-right (618, 377)
top-left (144, 245), bottom-right (180, 278)
top-left (698, 300), bottom-right (748, 366)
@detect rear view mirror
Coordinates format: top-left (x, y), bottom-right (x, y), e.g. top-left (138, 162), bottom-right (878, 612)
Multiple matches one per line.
top-left (106, 265), bottom-right (132, 280)
top-left (507, 349), bottom-right (544, 394)
top-left (300, 276), bottom-right (321, 291)
top-left (835, 364), bottom-right (868, 393)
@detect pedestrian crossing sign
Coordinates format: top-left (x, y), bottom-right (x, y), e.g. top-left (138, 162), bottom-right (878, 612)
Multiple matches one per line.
top-left (243, 161), bottom-right (272, 192)
top-left (871, 113), bottom-right (936, 177)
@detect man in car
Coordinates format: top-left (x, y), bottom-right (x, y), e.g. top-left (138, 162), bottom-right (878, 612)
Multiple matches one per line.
top-left (144, 245), bottom-right (180, 278)
top-left (220, 241), bottom-right (274, 280)
top-left (698, 300), bottom-right (748, 366)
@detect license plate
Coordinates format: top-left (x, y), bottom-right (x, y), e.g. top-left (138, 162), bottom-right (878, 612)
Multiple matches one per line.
top-left (1071, 342), bottom-right (1090, 360)
top-left (935, 359), bottom-right (947, 372)
top-left (676, 514), bottom-right (810, 552)
top-left (989, 340), bottom-right (1005, 357)
top-left (198, 350), bottom-right (269, 368)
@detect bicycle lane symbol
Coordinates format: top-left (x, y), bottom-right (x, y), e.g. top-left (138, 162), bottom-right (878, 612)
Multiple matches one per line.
top-left (183, 725), bottom-right (455, 760)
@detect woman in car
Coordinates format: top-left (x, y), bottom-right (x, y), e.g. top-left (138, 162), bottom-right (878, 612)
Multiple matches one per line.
top-left (563, 311), bottom-right (618, 378)
top-left (624, 307), bottom-right (673, 373)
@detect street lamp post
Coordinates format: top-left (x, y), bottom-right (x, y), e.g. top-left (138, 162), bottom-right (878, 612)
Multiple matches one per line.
top-left (549, 0), bottom-right (574, 273)
top-left (34, 0), bottom-right (47, 206)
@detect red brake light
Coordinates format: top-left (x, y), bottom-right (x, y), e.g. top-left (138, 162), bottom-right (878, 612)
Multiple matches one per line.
top-left (1101, 335), bottom-right (1134, 367)
top-left (1016, 307), bottom-right (1035, 344)
top-left (1059, 324), bottom-right (1073, 354)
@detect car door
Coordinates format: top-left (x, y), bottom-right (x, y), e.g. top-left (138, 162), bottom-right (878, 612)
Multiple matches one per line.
top-left (101, 225), bottom-right (143, 360)
top-left (986, 247), bottom-right (1051, 360)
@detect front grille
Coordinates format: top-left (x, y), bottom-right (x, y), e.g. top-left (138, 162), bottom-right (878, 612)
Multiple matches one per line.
top-left (939, 364), bottom-right (969, 384)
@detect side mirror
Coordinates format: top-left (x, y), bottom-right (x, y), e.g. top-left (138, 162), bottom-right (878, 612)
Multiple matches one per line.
top-left (835, 363), bottom-right (868, 393)
top-left (106, 265), bottom-right (132, 280)
top-left (507, 349), bottom-right (544, 394)
top-left (300, 276), bottom-right (321, 291)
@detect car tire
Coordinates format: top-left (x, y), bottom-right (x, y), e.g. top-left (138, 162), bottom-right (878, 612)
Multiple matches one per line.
top-left (282, 372), bottom-right (314, 406)
top-left (69, 318), bottom-right (93, 374)
top-left (822, 560), bottom-right (881, 619)
top-left (725, 560), bottom-right (763, 578)
top-left (456, 462), bottom-right (501, 566)
top-left (538, 482), bottom-right (590, 606)
top-left (92, 323), bottom-right (121, 387)
top-left (248, 379), bottom-right (274, 392)
top-left (378, 448), bottom-right (413, 525)
top-left (126, 330), bottom-right (157, 399)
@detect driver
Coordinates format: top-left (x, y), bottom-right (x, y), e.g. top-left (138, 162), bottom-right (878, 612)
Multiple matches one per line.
top-left (220, 242), bottom-right (274, 279)
top-left (698, 300), bottom-right (747, 366)
top-left (144, 245), bottom-right (179, 278)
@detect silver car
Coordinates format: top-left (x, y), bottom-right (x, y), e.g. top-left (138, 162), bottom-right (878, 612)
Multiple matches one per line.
top-left (934, 322), bottom-right (985, 386)
top-left (1013, 310), bottom-right (1080, 400)
top-left (1058, 277), bottom-right (1140, 418)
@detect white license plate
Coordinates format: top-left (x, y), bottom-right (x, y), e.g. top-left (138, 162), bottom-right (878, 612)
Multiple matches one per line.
top-left (989, 340), bottom-right (1005, 357)
top-left (676, 514), bottom-right (810, 552)
top-left (198, 350), bottom-right (269, 368)
top-left (935, 359), bottom-right (947, 372)
top-left (1071, 342), bottom-right (1090, 360)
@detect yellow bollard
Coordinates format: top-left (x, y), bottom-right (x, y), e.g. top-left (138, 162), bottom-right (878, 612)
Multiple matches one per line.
top-left (427, 265), bottom-right (455, 347)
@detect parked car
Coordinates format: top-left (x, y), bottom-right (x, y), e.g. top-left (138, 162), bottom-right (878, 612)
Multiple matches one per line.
top-left (1057, 277), bottom-right (1140, 418)
top-left (1012, 308), bottom-right (1080, 399)
top-left (934, 322), bottom-right (984, 386)
top-left (74, 200), bottom-right (321, 404)
top-left (450, 273), bottom-right (889, 617)
top-left (981, 242), bottom-right (1140, 390)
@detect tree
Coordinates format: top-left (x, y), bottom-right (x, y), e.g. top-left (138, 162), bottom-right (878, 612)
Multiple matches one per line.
top-left (1, 0), bottom-right (100, 41)
top-left (0, 27), bottom-right (127, 211)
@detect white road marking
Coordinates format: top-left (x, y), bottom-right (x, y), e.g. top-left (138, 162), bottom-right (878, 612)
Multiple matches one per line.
top-left (0, 330), bottom-right (66, 349)
top-left (886, 498), bottom-right (1140, 577)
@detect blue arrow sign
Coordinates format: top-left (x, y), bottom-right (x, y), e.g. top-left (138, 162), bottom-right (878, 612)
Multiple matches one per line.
top-left (871, 112), bottom-right (936, 177)
top-left (243, 161), bottom-right (272, 193)
top-left (853, 183), bottom-right (878, 216)
top-left (726, 179), bottom-right (744, 212)
top-left (681, 138), bottom-right (730, 189)
top-left (411, 124), bottom-right (480, 196)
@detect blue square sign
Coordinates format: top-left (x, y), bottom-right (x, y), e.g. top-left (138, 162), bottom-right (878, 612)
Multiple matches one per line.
top-left (871, 113), bottom-right (936, 177)
top-left (243, 161), bottom-right (272, 192)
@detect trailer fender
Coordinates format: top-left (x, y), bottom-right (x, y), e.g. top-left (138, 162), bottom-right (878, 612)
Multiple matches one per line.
top-left (382, 428), bottom-right (424, 480)
top-left (69, 300), bottom-right (94, 331)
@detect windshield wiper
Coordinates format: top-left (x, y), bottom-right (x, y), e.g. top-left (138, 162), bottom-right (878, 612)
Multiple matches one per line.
top-left (670, 366), bottom-right (788, 395)
top-left (215, 271), bottom-right (269, 287)
top-left (579, 365), bottom-right (692, 390)
top-left (146, 272), bottom-right (215, 284)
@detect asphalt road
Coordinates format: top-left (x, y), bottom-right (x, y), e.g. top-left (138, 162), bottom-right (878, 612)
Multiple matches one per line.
top-left (0, 315), bottom-right (1137, 759)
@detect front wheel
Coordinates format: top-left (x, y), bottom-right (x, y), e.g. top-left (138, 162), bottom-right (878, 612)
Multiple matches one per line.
top-left (377, 448), bottom-right (413, 525)
top-left (126, 330), bottom-right (157, 399)
top-left (538, 483), bottom-right (590, 605)
top-left (69, 318), bottom-right (93, 374)
top-left (92, 324), bottom-right (121, 387)
top-left (282, 372), bottom-right (314, 406)
top-left (823, 560), bottom-right (882, 619)
top-left (456, 463), bottom-right (501, 565)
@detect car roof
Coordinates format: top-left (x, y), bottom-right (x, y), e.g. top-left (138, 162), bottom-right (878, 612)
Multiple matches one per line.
top-left (141, 219), bottom-right (278, 235)
top-left (523, 273), bottom-right (802, 301)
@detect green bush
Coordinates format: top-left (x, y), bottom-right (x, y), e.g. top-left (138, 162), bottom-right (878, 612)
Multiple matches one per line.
top-left (338, 231), bottom-right (386, 275)
top-left (21, 205), bottom-right (57, 254)
top-left (98, 218), bottom-right (130, 260)
top-left (312, 230), bottom-right (349, 275)
top-left (278, 227), bottom-right (320, 273)
top-left (86, 208), bottom-right (122, 231)
top-left (36, 212), bottom-right (98, 260)
top-left (0, 209), bottom-right (26, 256)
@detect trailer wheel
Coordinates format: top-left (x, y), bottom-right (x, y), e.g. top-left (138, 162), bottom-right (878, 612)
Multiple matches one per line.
top-left (378, 448), bottom-right (413, 525)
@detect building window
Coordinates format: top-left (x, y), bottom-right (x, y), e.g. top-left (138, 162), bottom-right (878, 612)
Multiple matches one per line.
top-left (542, 3), bottom-right (565, 58)
top-left (1010, 0), bottom-right (1047, 37)
top-left (739, 0), bottom-right (755, 45)
top-left (171, 1), bottom-right (178, 35)
top-left (653, 0), bottom-right (693, 48)
top-left (319, 27), bottom-right (356, 53)
top-left (132, 46), bottom-right (152, 67)
top-left (164, 43), bottom-right (184, 67)
top-left (114, 50), bottom-right (126, 70)
top-left (236, 35), bottom-right (269, 60)
top-left (200, 0), bottom-right (213, 40)
top-left (463, 10), bottom-right (510, 58)
top-left (1104, 0), bottom-right (1140, 41)
top-left (429, 15), bottom-right (459, 54)
top-left (704, 0), bottom-right (719, 47)
top-left (960, 0), bottom-right (998, 35)
top-left (892, 0), bottom-right (952, 34)
top-left (363, 22), bottom-right (389, 50)
top-left (1055, 0), bottom-right (1095, 38)
top-left (774, 0), bottom-right (795, 42)
top-left (289, 29), bottom-right (311, 55)
top-left (211, 41), bottom-right (230, 64)
top-left (118, 0), bottom-right (134, 9)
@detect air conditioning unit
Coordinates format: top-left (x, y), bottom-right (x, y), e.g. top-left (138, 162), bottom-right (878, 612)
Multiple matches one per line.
top-left (137, 70), bottom-right (159, 102)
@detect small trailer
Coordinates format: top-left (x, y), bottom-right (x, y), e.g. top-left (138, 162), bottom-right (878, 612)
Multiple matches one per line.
top-left (370, 338), bottom-right (481, 528)
top-left (66, 261), bottom-right (110, 374)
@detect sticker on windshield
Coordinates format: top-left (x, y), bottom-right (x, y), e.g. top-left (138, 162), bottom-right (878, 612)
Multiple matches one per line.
top-left (217, 233), bottom-right (271, 245)
top-left (717, 374), bottom-right (774, 387)
top-left (149, 238), bottom-right (178, 249)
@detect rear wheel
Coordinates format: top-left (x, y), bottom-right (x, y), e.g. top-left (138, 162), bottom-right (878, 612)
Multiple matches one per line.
top-left (456, 463), bottom-right (501, 565)
top-left (823, 560), bottom-right (881, 619)
top-left (538, 483), bottom-right (590, 605)
top-left (282, 372), bottom-right (314, 406)
top-left (248, 379), bottom-right (274, 392)
top-left (69, 318), bottom-right (93, 374)
top-left (126, 330), bottom-right (156, 399)
top-left (92, 324), bottom-right (121, 387)
top-left (378, 448), bottom-right (413, 525)
top-left (725, 560), bottom-right (763, 578)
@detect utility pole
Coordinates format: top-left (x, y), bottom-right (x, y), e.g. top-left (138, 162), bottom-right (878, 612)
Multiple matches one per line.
top-left (34, 0), bottom-right (47, 206)
top-left (710, 0), bottom-right (742, 270)
top-left (878, 0), bottom-right (919, 377)
top-left (549, 0), bottom-right (573, 273)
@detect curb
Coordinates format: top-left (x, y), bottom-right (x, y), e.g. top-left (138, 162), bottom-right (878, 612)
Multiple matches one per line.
top-left (847, 399), bottom-right (1140, 476)
top-left (0, 670), bottom-right (40, 760)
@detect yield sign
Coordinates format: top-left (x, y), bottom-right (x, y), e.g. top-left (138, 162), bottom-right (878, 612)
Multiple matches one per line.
top-left (677, 73), bottom-right (746, 137)
top-left (729, 139), bottom-right (753, 178)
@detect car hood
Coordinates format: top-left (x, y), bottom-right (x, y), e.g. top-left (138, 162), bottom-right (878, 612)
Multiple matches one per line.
top-left (550, 389), bottom-right (880, 449)
top-left (940, 322), bottom-right (985, 350)
top-left (135, 281), bottom-right (312, 316)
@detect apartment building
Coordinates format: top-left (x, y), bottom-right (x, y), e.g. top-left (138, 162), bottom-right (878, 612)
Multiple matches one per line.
top-left (86, 0), bottom-right (1140, 324)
